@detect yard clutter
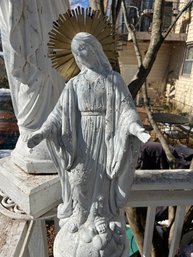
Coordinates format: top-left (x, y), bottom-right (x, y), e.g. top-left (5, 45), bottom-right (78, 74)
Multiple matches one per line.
top-left (0, 89), bottom-right (19, 149)
top-left (137, 141), bottom-right (193, 170)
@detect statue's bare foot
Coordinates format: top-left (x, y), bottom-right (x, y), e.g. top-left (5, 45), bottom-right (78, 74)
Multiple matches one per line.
top-left (66, 210), bottom-right (86, 233)
top-left (67, 220), bottom-right (79, 233)
top-left (58, 216), bottom-right (79, 233)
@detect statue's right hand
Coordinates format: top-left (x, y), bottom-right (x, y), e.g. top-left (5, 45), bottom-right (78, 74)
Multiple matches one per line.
top-left (27, 132), bottom-right (44, 149)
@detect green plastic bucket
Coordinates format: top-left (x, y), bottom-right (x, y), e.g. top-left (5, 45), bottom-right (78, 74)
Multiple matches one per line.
top-left (126, 226), bottom-right (139, 257)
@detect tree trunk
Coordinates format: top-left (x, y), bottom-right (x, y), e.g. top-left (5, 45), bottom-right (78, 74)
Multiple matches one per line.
top-left (89, 0), bottom-right (101, 10)
top-left (125, 207), bottom-right (146, 256)
top-left (190, 159), bottom-right (193, 169)
top-left (128, 0), bottom-right (164, 98)
top-left (128, 0), bottom-right (193, 98)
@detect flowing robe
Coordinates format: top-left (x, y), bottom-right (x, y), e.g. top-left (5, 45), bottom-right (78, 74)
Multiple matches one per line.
top-left (0, 0), bottom-right (69, 131)
top-left (43, 70), bottom-right (142, 219)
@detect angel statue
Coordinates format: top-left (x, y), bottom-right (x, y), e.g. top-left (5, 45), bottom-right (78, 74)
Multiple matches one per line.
top-left (27, 32), bottom-right (150, 257)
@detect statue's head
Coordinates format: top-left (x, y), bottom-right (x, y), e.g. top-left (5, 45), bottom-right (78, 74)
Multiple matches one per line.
top-left (71, 32), bottom-right (112, 73)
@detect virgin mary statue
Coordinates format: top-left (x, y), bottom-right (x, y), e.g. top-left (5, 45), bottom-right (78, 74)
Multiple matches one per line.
top-left (0, 0), bottom-right (69, 173)
top-left (28, 32), bottom-right (150, 257)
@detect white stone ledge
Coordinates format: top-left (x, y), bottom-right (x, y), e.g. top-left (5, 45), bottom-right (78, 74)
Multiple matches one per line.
top-left (0, 157), bottom-right (61, 218)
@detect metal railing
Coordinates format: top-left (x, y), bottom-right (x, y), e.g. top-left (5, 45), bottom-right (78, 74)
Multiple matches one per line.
top-left (119, 0), bottom-right (181, 34)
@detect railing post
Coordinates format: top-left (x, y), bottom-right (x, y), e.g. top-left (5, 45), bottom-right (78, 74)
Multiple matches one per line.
top-left (28, 220), bottom-right (49, 257)
top-left (142, 206), bottom-right (157, 257)
top-left (169, 206), bottom-right (186, 257)
top-left (19, 220), bottom-right (35, 257)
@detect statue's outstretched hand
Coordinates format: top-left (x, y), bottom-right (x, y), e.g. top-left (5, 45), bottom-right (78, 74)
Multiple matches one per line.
top-left (27, 131), bottom-right (44, 149)
top-left (129, 123), bottom-right (151, 143)
top-left (137, 131), bottom-right (151, 143)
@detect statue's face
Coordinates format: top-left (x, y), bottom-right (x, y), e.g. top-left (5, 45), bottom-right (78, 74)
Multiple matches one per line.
top-left (71, 39), bottom-right (99, 70)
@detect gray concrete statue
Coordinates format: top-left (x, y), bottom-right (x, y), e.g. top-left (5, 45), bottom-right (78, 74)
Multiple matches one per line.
top-left (27, 32), bottom-right (150, 257)
top-left (0, 0), bottom-right (69, 173)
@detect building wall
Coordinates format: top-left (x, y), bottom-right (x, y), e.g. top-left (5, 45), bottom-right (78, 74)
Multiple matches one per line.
top-left (119, 42), bottom-right (173, 83)
top-left (175, 77), bottom-right (193, 112)
top-left (174, 1), bottom-right (193, 112)
top-left (169, 42), bottom-right (186, 77)
top-left (118, 41), bottom-right (174, 104)
top-left (118, 0), bottom-right (192, 111)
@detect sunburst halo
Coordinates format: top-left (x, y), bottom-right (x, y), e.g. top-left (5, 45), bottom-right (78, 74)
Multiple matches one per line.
top-left (48, 6), bottom-right (118, 80)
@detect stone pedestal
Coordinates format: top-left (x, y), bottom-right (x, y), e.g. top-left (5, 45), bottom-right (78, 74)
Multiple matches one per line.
top-left (11, 137), bottom-right (57, 174)
top-left (0, 157), bottom-right (61, 218)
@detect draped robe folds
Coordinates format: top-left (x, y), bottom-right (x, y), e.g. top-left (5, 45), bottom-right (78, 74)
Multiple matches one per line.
top-left (43, 70), bottom-right (142, 218)
top-left (0, 0), bottom-right (69, 131)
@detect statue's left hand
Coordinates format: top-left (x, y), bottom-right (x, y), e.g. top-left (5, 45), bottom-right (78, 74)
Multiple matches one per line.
top-left (137, 131), bottom-right (151, 143)
top-left (129, 123), bottom-right (151, 143)
top-left (27, 132), bottom-right (44, 148)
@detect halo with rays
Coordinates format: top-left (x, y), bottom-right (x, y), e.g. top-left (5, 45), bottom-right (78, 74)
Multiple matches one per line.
top-left (48, 6), bottom-right (118, 80)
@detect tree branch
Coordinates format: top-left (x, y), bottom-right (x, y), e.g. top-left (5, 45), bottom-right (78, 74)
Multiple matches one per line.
top-left (142, 82), bottom-right (176, 167)
top-left (116, 0), bottom-right (123, 19)
top-left (122, 0), bottom-right (142, 66)
top-left (163, 0), bottom-right (193, 40)
top-left (128, 0), bottom-right (164, 98)
top-left (100, 0), bottom-right (105, 15)
top-left (190, 158), bottom-right (193, 169)
top-left (111, 0), bottom-right (116, 25)
top-left (128, 0), bottom-right (193, 98)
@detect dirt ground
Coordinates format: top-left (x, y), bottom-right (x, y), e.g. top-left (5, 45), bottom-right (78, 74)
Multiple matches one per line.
top-left (46, 220), bottom-right (56, 257)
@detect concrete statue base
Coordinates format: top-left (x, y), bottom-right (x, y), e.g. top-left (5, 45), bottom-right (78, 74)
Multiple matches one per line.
top-left (0, 156), bottom-right (61, 217)
top-left (54, 213), bottom-right (129, 257)
top-left (11, 137), bottom-right (57, 174)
